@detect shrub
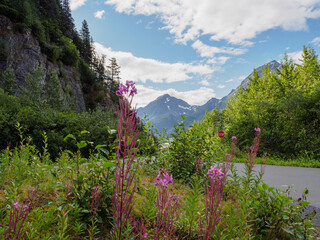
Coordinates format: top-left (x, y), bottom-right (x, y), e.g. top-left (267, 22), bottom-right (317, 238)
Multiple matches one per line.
top-left (58, 37), bottom-right (79, 67)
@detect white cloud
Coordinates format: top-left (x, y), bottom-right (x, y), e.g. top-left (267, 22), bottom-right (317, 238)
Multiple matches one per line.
top-left (192, 40), bottom-right (247, 58)
top-left (94, 42), bottom-right (214, 83)
top-left (217, 85), bottom-right (226, 89)
top-left (287, 51), bottom-right (303, 63)
top-left (312, 37), bottom-right (320, 46)
top-left (226, 79), bottom-right (234, 82)
top-left (206, 56), bottom-right (230, 65)
top-left (70, 0), bottom-right (87, 10)
top-left (94, 10), bottom-right (105, 19)
top-left (200, 80), bottom-right (210, 86)
top-left (145, 21), bottom-right (154, 29)
top-left (105, 0), bottom-right (320, 45)
top-left (134, 85), bottom-right (216, 107)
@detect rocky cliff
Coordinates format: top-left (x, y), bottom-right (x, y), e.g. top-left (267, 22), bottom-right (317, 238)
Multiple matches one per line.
top-left (0, 15), bottom-right (86, 112)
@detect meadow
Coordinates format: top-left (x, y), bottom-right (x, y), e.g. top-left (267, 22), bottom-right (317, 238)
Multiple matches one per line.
top-left (0, 81), bottom-right (319, 240)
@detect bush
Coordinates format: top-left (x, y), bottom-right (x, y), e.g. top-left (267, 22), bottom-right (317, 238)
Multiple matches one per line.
top-left (41, 43), bottom-right (61, 62)
top-left (58, 36), bottom-right (79, 67)
top-left (0, 89), bottom-right (117, 159)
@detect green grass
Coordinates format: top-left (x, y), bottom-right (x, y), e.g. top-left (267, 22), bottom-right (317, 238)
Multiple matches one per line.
top-left (233, 155), bottom-right (320, 168)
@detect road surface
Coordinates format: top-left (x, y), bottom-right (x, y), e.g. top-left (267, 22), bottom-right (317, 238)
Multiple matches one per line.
top-left (232, 163), bottom-right (320, 227)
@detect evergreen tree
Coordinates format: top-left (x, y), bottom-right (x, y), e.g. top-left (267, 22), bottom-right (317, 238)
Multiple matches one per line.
top-left (92, 53), bottom-right (107, 83)
top-left (80, 20), bottom-right (93, 65)
top-left (60, 0), bottom-right (74, 38)
top-left (45, 70), bottom-right (63, 110)
top-left (107, 57), bottom-right (121, 83)
top-left (0, 65), bottom-right (17, 95)
top-left (21, 66), bottom-right (44, 107)
top-left (297, 46), bottom-right (320, 94)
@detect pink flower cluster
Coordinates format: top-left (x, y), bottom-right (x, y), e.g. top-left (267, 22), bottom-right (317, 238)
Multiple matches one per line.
top-left (170, 194), bottom-right (181, 201)
top-left (232, 136), bottom-right (237, 140)
top-left (155, 169), bottom-right (173, 188)
top-left (207, 166), bottom-right (225, 180)
top-left (116, 80), bottom-right (137, 97)
top-left (254, 127), bottom-right (261, 133)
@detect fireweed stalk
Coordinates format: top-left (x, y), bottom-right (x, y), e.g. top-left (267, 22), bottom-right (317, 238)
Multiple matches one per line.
top-left (155, 169), bottom-right (181, 239)
top-left (90, 186), bottom-right (102, 219)
top-left (200, 166), bottom-right (225, 240)
top-left (112, 81), bottom-right (140, 239)
top-left (221, 136), bottom-right (237, 175)
top-left (245, 128), bottom-right (261, 173)
top-left (4, 188), bottom-right (37, 240)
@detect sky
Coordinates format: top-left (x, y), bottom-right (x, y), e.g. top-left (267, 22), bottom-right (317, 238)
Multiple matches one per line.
top-left (70, 0), bottom-right (320, 108)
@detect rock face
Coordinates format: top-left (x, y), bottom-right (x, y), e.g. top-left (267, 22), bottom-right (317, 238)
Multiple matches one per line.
top-left (0, 15), bottom-right (86, 113)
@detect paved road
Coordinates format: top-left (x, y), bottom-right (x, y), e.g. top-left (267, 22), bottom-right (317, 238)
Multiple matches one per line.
top-left (232, 163), bottom-right (320, 227)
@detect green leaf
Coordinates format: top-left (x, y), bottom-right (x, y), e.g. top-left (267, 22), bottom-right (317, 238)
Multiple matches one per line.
top-left (64, 134), bottom-right (76, 141)
top-left (103, 161), bottom-right (115, 168)
top-left (52, 184), bottom-right (64, 189)
top-left (80, 130), bottom-right (89, 135)
top-left (95, 144), bottom-right (107, 150)
top-left (77, 141), bottom-right (87, 149)
top-left (301, 200), bottom-right (311, 207)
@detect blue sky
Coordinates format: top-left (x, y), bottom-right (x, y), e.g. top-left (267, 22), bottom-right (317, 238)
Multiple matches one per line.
top-left (70, 0), bottom-right (320, 107)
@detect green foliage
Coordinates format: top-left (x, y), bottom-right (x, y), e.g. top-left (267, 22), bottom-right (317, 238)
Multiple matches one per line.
top-left (0, 84), bottom-right (118, 159)
top-left (58, 36), bottom-right (79, 66)
top-left (167, 113), bottom-right (221, 183)
top-left (44, 70), bottom-right (63, 110)
top-left (0, 65), bottom-right (17, 95)
top-left (224, 46), bottom-right (320, 158)
top-left (0, 39), bottom-right (8, 62)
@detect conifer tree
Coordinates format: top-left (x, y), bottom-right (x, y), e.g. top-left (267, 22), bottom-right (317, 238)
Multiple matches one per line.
top-left (0, 65), bottom-right (17, 95)
top-left (80, 20), bottom-right (93, 65)
top-left (107, 57), bottom-right (121, 83)
top-left (45, 70), bottom-right (63, 110)
top-left (60, 0), bottom-right (74, 38)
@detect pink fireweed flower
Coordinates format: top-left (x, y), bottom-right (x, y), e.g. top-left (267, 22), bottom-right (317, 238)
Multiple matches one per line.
top-left (125, 80), bottom-right (134, 88)
top-left (170, 194), bottom-right (181, 201)
top-left (116, 81), bottom-right (137, 97)
top-left (254, 127), bottom-right (261, 133)
top-left (155, 169), bottom-right (173, 188)
top-left (143, 233), bottom-right (148, 238)
top-left (232, 136), bottom-right (237, 140)
top-left (207, 166), bottom-right (225, 180)
top-left (129, 85), bottom-right (137, 97)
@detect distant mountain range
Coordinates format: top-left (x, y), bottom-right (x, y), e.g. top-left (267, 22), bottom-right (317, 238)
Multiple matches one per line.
top-left (137, 60), bottom-right (281, 134)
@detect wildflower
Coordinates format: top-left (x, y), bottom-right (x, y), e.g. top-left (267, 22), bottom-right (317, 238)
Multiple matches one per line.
top-left (155, 169), bottom-right (173, 188)
top-left (207, 166), bottom-right (225, 180)
top-left (129, 85), bottom-right (137, 97)
top-left (254, 127), bottom-right (261, 133)
top-left (125, 80), bottom-right (134, 88)
top-left (13, 202), bottom-right (19, 208)
top-left (232, 136), bottom-right (237, 140)
top-left (143, 233), bottom-right (148, 238)
top-left (170, 194), bottom-right (181, 201)
top-left (23, 205), bottom-right (29, 211)
top-left (116, 81), bottom-right (137, 97)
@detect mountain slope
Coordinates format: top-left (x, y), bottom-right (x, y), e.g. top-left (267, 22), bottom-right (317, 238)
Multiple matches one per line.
top-left (137, 60), bottom-right (281, 134)
top-left (137, 94), bottom-right (221, 134)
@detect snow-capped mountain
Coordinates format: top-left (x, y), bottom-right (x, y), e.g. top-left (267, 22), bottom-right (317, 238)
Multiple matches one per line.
top-left (137, 94), bottom-right (221, 134)
top-left (137, 60), bottom-right (281, 134)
